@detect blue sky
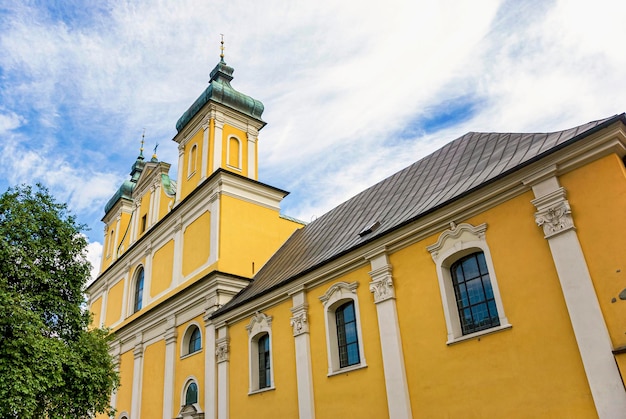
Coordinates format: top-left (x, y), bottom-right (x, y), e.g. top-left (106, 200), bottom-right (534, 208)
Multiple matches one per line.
top-left (1, 0), bottom-right (625, 278)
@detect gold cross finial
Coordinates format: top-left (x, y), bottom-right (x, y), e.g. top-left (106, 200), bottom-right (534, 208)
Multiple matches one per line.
top-left (220, 34), bottom-right (225, 61)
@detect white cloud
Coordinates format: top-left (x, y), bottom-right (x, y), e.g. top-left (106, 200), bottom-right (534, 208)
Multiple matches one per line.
top-left (86, 240), bottom-right (103, 284)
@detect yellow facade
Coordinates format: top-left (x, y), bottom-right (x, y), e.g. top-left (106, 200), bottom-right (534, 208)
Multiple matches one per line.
top-left (87, 56), bottom-right (626, 419)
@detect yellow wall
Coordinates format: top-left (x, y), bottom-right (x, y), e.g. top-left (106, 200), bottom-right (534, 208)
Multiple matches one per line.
top-left (307, 267), bottom-right (389, 419)
top-left (391, 190), bottom-right (596, 417)
top-left (229, 302), bottom-right (299, 419)
top-left (182, 211), bottom-right (211, 277)
top-left (151, 240), bottom-right (174, 298)
top-left (90, 295), bottom-right (102, 326)
top-left (174, 318), bottom-right (205, 412)
top-left (141, 340), bottom-right (165, 418)
top-left (219, 195), bottom-right (302, 277)
top-left (117, 349), bottom-right (134, 416)
top-left (560, 153), bottom-right (626, 350)
top-left (105, 279), bottom-right (125, 327)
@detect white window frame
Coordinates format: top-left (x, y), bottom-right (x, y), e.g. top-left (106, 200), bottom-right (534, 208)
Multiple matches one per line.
top-left (319, 281), bottom-right (367, 376)
top-left (427, 222), bottom-right (511, 344)
top-left (226, 135), bottom-right (242, 170)
top-left (246, 312), bottom-right (275, 394)
top-left (180, 322), bottom-right (203, 358)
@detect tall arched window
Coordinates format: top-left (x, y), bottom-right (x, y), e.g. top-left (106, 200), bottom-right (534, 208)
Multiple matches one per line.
top-left (133, 267), bottom-right (144, 313)
top-left (188, 327), bottom-right (201, 354)
top-left (335, 301), bottom-right (360, 368)
top-left (257, 334), bottom-right (271, 389)
top-left (188, 144), bottom-right (198, 177)
top-left (185, 381), bottom-right (198, 405)
top-left (228, 136), bottom-right (241, 169)
top-left (450, 252), bottom-right (499, 335)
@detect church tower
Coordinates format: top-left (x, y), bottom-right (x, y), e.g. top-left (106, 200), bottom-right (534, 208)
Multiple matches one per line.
top-left (172, 39), bottom-right (265, 201)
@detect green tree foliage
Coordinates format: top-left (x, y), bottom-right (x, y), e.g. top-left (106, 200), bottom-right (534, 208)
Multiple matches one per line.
top-left (0, 184), bottom-right (119, 418)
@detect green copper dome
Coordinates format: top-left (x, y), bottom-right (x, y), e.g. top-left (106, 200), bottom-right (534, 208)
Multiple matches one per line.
top-left (175, 59), bottom-right (264, 133)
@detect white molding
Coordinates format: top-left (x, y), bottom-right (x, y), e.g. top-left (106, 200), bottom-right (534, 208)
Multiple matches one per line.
top-left (180, 321), bottom-right (203, 358)
top-left (180, 375), bottom-right (201, 407)
top-left (204, 320), bottom-right (216, 419)
top-left (319, 281), bottom-right (367, 375)
top-left (163, 317), bottom-right (177, 419)
top-left (528, 176), bottom-right (626, 418)
top-left (246, 129), bottom-right (257, 180)
top-left (366, 252), bottom-right (413, 419)
top-left (130, 334), bottom-right (144, 419)
top-left (201, 122), bottom-right (209, 180)
top-left (427, 223), bottom-right (511, 343)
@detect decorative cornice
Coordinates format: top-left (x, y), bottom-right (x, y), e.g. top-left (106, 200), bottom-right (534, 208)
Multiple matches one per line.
top-left (319, 281), bottom-right (358, 305)
top-left (245, 311), bottom-right (272, 335)
top-left (531, 187), bottom-right (575, 238)
top-left (426, 222), bottom-right (487, 262)
top-left (368, 265), bottom-right (395, 303)
top-left (289, 303), bottom-right (309, 336)
top-left (216, 337), bottom-right (230, 363)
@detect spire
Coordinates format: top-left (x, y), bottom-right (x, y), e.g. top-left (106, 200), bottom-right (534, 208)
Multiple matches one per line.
top-left (138, 128), bottom-right (145, 160)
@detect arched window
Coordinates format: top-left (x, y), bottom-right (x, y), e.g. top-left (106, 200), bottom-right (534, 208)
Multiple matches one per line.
top-left (427, 222), bottom-right (511, 344)
top-left (319, 281), bottom-right (366, 374)
top-left (247, 312), bottom-right (274, 393)
top-left (451, 252), bottom-right (500, 335)
top-left (188, 144), bottom-right (198, 177)
top-left (257, 334), bottom-right (271, 389)
top-left (133, 267), bottom-right (144, 313)
top-left (108, 229), bottom-right (114, 257)
top-left (185, 381), bottom-right (198, 405)
top-left (181, 324), bottom-right (202, 357)
top-left (227, 136), bottom-right (241, 169)
top-left (335, 301), bottom-right (360, 368)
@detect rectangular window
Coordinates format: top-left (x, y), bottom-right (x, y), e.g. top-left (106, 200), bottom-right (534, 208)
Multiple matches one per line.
top-left (140, 214), bottom-right (147, 234)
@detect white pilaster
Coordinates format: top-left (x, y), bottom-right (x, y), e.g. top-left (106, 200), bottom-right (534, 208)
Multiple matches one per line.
top-left (148, 185), bottom-right (155, 228)
top-left (204, 314), bottom-right (217, 419)
top-left (152, 182), bottom-right (161, 225)
top-left (175, 145), bottom-right (184, 204)
top-left (162, 317), bottom-right (177, 419)
top-left (209, 192), bottom-right (220, 265)
top-left (100, 282), bottom-right (108, 327)
top-left (142, 244), bottom-right (152, 306)
top-left (366, 248), bottom-right (413, 419)
top-left (246, 128), bottom-right (257, 180)
top-left (216, 325), bottom-right (229, 419)
top-left (529, 177), bottom-right (626, 418)
top-left (131, 335), bottom-right (144, 419)
top-left (109, 343), bottom-right (121, 412)
top-left (213, 116), bottom-right (224, 174)
top-left (130, 202), bottom-right (140, 243)
top-left (172, 218), bottom-right (183, 286)
top-left (201, 121), bottom-right (210, 180)
top-left (290, 289), bottom-right (315, 419)
top-left (113, 215), bottom-right (121, 260)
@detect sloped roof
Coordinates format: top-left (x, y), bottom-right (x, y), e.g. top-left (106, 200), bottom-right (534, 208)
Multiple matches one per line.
top-left (212, 113), bottom-right (625, 317)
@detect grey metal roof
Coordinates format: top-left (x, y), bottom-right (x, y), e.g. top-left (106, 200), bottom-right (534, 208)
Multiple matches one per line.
top-left (213, 113), bottom-right (625, 317)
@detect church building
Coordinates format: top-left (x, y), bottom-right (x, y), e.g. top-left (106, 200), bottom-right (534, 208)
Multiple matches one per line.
top-left (88, 51), bottom-right (626, 419)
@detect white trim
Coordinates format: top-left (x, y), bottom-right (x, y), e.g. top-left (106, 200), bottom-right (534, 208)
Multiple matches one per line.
top-left (366, 251), bottom-right (413, 419)
top-left (118, 412), bottom-right (129, 419)
top-left (130, 335), bottom-right (144, 419)
top-left (204, 321), bottom-right (216, 419)
top-left (180, 322), bottom-right (203, 358)
top-left (128, 265), bottom-right (145, 316)
top-left (319, 281), bottom-right (367, 375)
top-left (226, 135), bottom-right (242, 171)
top-left (175, 145), bottom-right (184, 204)
top-left (427, 223), bottom-right (511, 344)
top-left (246, 312), bottom-right (274, 394)
top-left (246, 129), bottom-right (257, 180)
top-left (528, 176), bottom-right (626, 418)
